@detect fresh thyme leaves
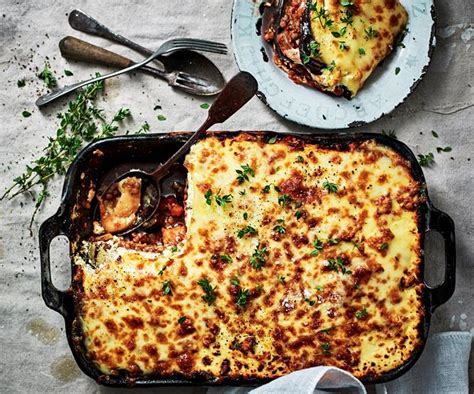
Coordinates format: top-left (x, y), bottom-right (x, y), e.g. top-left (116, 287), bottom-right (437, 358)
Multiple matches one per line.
top-left (323, 60), bottom-right (336, 72)
top-left (205, 189), bottom-right (213, 205)
top-left (219, 254), bottom-right (233, 263)
top-left (437, 146), bottom-right (452, 153)
top-left (22, 111), bottom-right (31, 118)
top-left (340, 0), bottom-right (353, 6)
top-left (64, 69), bottom-right (74, 76)
top-left (278, 194), bottom-right (292, 206)
top-left (273, 219), bottom-right (286, 234)
top-left (236, 164), bottom-right (255, 184)
top-left (262, 184), bottom-right (271, 193)
top-left (302, 52), bottom-right (311, 65)
top-left (431, 130), bottom-right (439, 138)
top-left (136, 121), bottom-right (150, 134)
top-left (237, 225), bottom-right (257, 239)
top-left (418, 152), bottom-right (435, 167)
top-left (239, 190), bottom-right (246, 196)
top-left (339, 41), bottom-right (348, 51)
top-left (162, 280), bottom-right (173, 296)
top-left (379, 242), bottom-right (389, 251)
top-left (310, 239), bottom-right (324, 256)
top-left (310, 40), bottom-right (320, 57)
top-left (38, 65), bottom-right (57, 89)
top-left (200, 103), bottom-right (210, 109)
top-left (311, 4), bottom-right (333, 28)
top-left (250, 245), bottom-right (268, 269)
top-left (243, 212), bottom-right (248, 220)
top-left (327, 237), bottom-right (339, 245)
top-left (236, 288), bottom-right (250, 307)
top-left (230, 278), bottom-right (240, 286)
top-left (158, 266), bottom-right (167, 276)
top-left (355, 308), bottom-right (368, 319)
top-left (395, 67), bottom-right (401, 75)
top-left (358, 48), bottom-right (366, 55)
top-left (315, 285), bottom-right (324, 291)
top-left (197, 277), bottom-right (216, 305)
top-left (323, 180), bottom-right (338, 193)
top-left (364, 26), bottom-right (378, 39)
top-left (157, 114), bottom-right (167, 121)
top-left (171, 245), bottom-right (178, 252)
top-left (327, 257), bottom-right (352, 275)
top-left (304, 297), bottom-right (316, 306)
top-left (178, 316), bottom-right (187, 324)
top-left (295, 210), bottom-right (303, 219)
top-left (395, 28), bottom-right (408, 48)
top-left (277, 274), bottom-right (286, 284)
top-left (1, 75), bottom-right (137, 228)
top-left (17, 79), bottom-right (26, 88)
top-left (267, 136), bottom-right (277, 144)
top-left (382, 129), bottom-right (397, 139)
top-left (320, 342), bottom-right (332, 355)
top-left (215, 193), bottom-right (233, 207)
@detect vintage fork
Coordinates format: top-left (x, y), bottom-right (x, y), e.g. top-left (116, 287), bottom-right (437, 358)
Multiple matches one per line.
top-left (35, 38), bottom-right (227, 107)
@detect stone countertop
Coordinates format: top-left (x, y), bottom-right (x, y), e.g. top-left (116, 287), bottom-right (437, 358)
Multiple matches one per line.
top-left (0, 0), bottom-right (472, 392)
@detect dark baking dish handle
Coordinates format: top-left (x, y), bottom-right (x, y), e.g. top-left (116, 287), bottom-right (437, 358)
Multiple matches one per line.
top-left (39, 207), bottom-right (70, 318)
top-left (426, 205), bottom-right (456, 311)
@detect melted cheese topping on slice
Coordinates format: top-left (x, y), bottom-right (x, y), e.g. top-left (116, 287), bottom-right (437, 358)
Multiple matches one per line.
top-left (309, 0), bottom-right (408, 95)
top-left (74, 135), bottom-right (424, 382)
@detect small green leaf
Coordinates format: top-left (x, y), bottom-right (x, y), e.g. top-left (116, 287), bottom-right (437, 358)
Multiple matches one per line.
top-left (200, 103), bottom-right (210, 109)
top-left (22, 111), bottom-right (32, 118)
top-left (436, 146), bottom-right (452, 153)
top-left (268, 136), bottom-right (277, 144)
top-left (358, 48), bottom-right (366, 55)
top-left (395, 67), bottom-right (401, 75)
top-left (431, 130), bottom-right (439, 138)
top-left (17, 79), bottom-right (26, 88)
top-left (157, 114), bottom-right (167, 121)
top-left (178, 316), bottom-right (187, 324)
top-left (64, 69), bottom-right (74, 76)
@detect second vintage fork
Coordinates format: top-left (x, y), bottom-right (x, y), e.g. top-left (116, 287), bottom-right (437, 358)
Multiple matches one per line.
top-left (36, 38), bottom-right (227, 107)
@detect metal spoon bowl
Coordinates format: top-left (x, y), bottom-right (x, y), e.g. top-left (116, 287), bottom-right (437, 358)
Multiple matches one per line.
top-left (97, 71), bottom-right (258, 235)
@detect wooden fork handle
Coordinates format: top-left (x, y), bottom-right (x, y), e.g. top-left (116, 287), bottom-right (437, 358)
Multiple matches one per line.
top-left (59, 36), bottom-right (134, 69)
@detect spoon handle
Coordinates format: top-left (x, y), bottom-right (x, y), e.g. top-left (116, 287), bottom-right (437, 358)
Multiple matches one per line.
top-left (150, 71), bottom-right (258, 179)
top-left (59, 36), bottom-right (169, 81)
top-left (36, 46), bottom-right (163, 107)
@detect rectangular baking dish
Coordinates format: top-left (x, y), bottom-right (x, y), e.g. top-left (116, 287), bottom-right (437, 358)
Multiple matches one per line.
top-left (39, 131), bottom-right (455, 386)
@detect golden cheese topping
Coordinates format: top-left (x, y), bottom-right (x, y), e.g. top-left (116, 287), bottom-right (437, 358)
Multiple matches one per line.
top-left (308, 0), bottom-right (408, 96)
top-left (74, 134), bottom-right (424, 382)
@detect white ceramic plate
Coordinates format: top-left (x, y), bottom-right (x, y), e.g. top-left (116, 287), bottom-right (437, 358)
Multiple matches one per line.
top-left (231, 0), bottom-right (435, 129)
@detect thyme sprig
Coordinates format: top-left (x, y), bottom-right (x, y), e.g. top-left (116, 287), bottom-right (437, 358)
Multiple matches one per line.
top-left (1, 74), bottom-right (147, 228)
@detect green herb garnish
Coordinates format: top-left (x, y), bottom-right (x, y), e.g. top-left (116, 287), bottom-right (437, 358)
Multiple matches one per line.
top-left (277, 274), bottom-right (286, 284)
top-left (230, 278), bottom-right (240, 286)
top-left (22, 111), bottom-right (31, 118)
top-left (355, 308), bottom-right (368, 319)
top-left (379, 242), bottom-right (389, 251)
top-left (310, 239), bottom-right (324, 256)
top-left (358, 48), bottom-right (366, 55)
top-left (323, 60), bottom-right (336, 71)
top-left (418, 153), bottom-right (435, 167)
top-left (382, 129), bottom-right (397, 139)
top-left (323, 181), bottom-right (338, 193)
top-left (64, 69), bottom-right (73, 76)
top-left (237, 225), bottom-right (257, 238)
top-left (200, 103), bottom-right (210, 109)
top-left (236, 164), bottom-right (255, 184)
top-left (304, 298), bottom-right (316, 306)
top-left (204, 189), bottom-right (213, 205)
top-left (431, 130), bottom-right (439, 138)
top-left (327, 257), bottom-right (352, 275)
top-left (250, 245), bottom-right (268, 269)
top-left (436, 146), bottom-right (452, 153)
top-left (1, 75), bottom-right (135, 228)
top-left (364, 26), bottom-right (378, 39)
top-left (17, 79), bottom-right (26, 88)
top-left (278, 194), bottom-right (292, 206)
top-left (38, 65), bottom-right (57, 88)
top-left (320, 342), bottom-right (331, 355)
top-left (197, 277), bottom-right (216, 305)
top-left (395, 67), bottom-right (401, 75)
top-left (219, 254), bottom-right (233, 263)
top-left (157, 114), bottom-right (167, 121)
top-left (236, 288), bottom-right (250, 307)
top-left (171, 245), bottom-right (178, 252)
top-left (162, 280), bottom-right (173, 296)
top-left (178, 316), bottom-right (187, 324)
top-left (267, 136), bottom-right (277, 144)
top-left (273, 219), bottom-right (286, 234)
top-left (215, 193), bottom-right (233, 207)
top-left (295, 210), bottom-right (303, 219)
top-left (262, 185), bottom-right (271, 193)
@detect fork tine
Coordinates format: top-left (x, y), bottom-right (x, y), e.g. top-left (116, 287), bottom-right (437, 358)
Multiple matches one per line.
top-left (169, 44), bottom-right (227, 55)
top-left (172, 38), bottom-right (227, 48)
top-left (171, 38), bottom-right (227, 50)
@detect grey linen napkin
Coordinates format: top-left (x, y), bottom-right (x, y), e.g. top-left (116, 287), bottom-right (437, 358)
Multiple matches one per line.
top-left (207, 332), bottom-right (471, 394)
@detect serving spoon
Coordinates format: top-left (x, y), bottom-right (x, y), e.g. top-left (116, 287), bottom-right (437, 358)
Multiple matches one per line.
top-left (97, 71), bottom-right (258, 235)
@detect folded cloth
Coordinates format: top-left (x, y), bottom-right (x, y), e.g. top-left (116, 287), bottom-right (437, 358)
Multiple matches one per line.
top-left (207, 331), bottom-right (471, 394)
